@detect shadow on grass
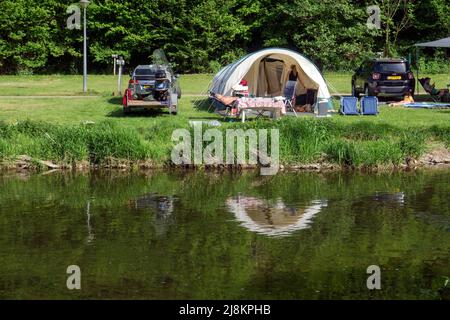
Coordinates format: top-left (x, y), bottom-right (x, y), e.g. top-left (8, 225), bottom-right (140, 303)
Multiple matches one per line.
top-left (107, 108), bottom-right (170, 118)
top-left (193, 97), bottom-right (215, 112)
top-left (187, 116), bottom-right (230, 122)
top-left (107, 97), bottom-right (123, 105)
top-left (107, 96), bottom-right (174, 118)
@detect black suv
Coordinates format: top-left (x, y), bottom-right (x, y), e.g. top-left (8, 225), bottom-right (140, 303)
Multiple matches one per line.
top-left (352, 58), bottom-right (415, 98)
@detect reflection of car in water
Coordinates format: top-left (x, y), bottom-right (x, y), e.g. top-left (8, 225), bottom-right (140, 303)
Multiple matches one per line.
top-left (130, 193), bottom-right (176, 236)
top-left (372, 192), bottom-right (405, 205)
top-left (226, 196), bottom-right (327, 237)
top-left (131, 193), bottom-right (175, 217)
top-left (354, 191), bottom-right (405, 208)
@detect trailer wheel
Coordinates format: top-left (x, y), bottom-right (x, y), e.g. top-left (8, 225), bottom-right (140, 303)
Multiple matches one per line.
top-left (123, 94), bottom-right (131, 114)
top-left (122, 93), bottom-right (128, 107)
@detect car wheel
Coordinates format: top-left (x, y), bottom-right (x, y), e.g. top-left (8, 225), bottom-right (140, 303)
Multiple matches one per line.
top-left (177, 87), bottom-right (181, 99)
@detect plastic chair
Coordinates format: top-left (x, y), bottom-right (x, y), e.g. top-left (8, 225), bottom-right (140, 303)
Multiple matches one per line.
top-left (361, 96), bottom-right (379, 115)
top-left (340, 96), bottom-right (359, 115)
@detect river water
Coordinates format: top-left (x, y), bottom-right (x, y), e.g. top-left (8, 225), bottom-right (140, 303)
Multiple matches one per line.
top-left (0, 169), bottom-right (449, 299)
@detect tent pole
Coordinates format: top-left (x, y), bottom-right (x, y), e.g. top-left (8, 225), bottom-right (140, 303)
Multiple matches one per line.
top-left (416, 46), bottom-right (420, 94)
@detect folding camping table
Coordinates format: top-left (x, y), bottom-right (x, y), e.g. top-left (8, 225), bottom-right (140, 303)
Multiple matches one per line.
top-left (236, 97), bottom-right (286, 122)
top-left (240, 106), bottom-right (283, 122)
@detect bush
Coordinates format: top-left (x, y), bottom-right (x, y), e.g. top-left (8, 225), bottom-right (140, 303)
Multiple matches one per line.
top-left (398, 131), bottom-right (427, 159)
top-left (208, 61), bottom-right (222, 74)
top-left (417, 52), bottom-right (450, 74)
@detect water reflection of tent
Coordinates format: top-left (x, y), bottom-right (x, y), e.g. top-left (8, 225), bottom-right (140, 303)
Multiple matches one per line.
top-left (226, 196), bottom-right (327, 237)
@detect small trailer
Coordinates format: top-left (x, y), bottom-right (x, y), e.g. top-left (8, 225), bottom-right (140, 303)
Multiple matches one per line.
top-left (122, 66), bottom-right (179, 115)
top-left (123, 86), bottom-right (179, 115)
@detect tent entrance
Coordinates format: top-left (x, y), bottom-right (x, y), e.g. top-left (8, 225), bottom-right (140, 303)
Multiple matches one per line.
top-left (260, 57), bottom-right (285, 96)
top-left (242, 54), bottom-right (319, 98)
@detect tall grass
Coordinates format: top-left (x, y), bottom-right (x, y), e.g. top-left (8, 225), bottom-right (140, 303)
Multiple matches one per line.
top-left (429, 125), bottom-right (450, 148)
top-left (0, 120), bottom-right (149, 165)
top-left (325, 140), bottom-right (404, 167)
top-left (0, 118), bottom-right (447, 169)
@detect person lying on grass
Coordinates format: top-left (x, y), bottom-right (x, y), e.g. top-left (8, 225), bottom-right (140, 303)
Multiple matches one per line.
top-left (388, 93), bottom-right (414, 106)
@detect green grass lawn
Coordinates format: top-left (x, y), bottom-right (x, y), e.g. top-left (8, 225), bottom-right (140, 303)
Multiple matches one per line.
top-left (1, 94), bottom-right (449, 130)
top-left (0, 73), bottom-right (448, 96)
top-left (0, 73), bottom-right (449, 168)
top-left (0, 75), bottom-right (118, 96)
top-left (0, 74), bottom-right (214, 96)
top-left (0, 96), bottom-right (213, 130)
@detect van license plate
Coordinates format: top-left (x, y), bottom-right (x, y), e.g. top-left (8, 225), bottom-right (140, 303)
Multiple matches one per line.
top-left (388, 76), bottom-right (401, 80)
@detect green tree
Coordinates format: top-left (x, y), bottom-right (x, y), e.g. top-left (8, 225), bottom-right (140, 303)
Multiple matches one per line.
top-left (0, 0), bottom-right (447, 74)
top-left (376, 0), bottom-right (415, 57)
top-left (257, 0), bottom-right (378, 70)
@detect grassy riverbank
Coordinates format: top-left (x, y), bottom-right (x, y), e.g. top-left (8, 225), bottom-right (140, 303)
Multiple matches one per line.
top-left (1, 114), bottom-right (448, 170)
top-left (0, 74), bottom-right (449, 170)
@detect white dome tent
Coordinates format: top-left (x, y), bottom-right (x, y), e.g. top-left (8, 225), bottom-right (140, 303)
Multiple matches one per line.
top-left (210, 48), bottom-right (331, 104)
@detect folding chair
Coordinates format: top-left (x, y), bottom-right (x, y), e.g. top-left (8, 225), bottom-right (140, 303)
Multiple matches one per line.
top-left (361, 96), bottom-right (379, 115)
top-left (283, 81), bottom-right (298, 117)
top-left (340, 96), bottom-right (359, 115)
top-left (209, 93), bottom-right (238, 119)
top-left (419, 78), bottom-right (441, 103)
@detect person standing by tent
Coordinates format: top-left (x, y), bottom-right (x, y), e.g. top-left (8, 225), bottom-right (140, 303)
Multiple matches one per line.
top-left (288, 65), bottom-right (298, 81)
